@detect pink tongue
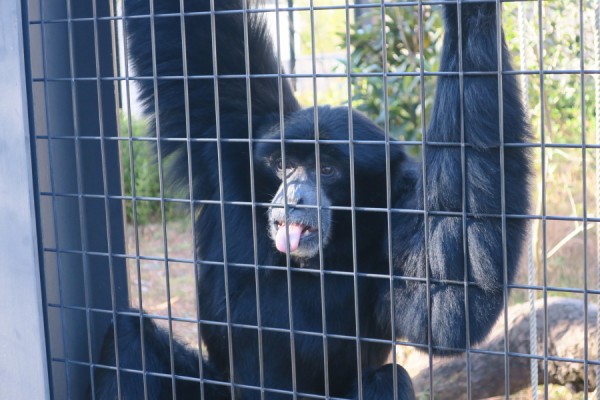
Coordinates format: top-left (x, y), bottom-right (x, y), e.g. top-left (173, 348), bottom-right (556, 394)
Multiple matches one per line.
top-left (275, 224), bottom-right (304, 253)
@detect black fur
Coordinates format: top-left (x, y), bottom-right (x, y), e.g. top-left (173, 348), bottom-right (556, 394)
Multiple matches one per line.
top-left (94, 1), bottom-right (530, 399)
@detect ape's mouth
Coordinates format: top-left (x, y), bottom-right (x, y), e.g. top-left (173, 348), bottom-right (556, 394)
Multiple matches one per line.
top-left (274, 221), bottom-right (317, 253)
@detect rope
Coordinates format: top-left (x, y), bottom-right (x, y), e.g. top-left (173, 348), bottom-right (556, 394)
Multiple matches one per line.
top-left (518, 2), bottom-right (538, 398)
top-left (594, 1), bottom-right (600, 397)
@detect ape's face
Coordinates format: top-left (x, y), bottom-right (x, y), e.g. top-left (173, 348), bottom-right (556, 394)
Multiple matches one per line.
top-left (257, 106), bottom-right (394, 261)
top-left (266, 153), bottom-right (342, 260)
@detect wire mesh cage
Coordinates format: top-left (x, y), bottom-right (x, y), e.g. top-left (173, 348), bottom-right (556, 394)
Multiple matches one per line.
top-left (15, 0), bottom-right (600, 398)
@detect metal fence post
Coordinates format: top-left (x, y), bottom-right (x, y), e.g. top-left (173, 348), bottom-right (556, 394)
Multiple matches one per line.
top-left (0, 0), bottom-right (50, 399)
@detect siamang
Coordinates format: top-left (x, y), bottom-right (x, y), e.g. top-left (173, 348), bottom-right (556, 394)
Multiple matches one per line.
top-left (94, 0), bottom-right (530, 399)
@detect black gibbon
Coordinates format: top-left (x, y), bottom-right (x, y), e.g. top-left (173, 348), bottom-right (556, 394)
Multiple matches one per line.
top-left (94, 1), bottom-right (531, 399)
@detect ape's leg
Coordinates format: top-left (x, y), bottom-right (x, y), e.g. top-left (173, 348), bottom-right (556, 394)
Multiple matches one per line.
top-left (93, 311), bottom-right (228, 400)
top-left (349, 364), bottom-right (415, 400)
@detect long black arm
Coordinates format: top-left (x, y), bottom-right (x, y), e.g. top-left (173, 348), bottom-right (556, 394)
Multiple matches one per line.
top-left (125, 0), bottom-right (300, 199)
top-left (391, 1), bottom-right (531, 351)
top-left (96, 2), bottom-right (303, 398)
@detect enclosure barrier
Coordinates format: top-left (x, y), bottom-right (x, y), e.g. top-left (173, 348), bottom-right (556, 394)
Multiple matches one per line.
top-left (3, 0), bottom-right (600, 399)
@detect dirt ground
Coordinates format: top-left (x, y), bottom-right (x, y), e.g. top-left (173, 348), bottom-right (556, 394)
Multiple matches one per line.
top-left (125, 219), bottom-right (201, 346)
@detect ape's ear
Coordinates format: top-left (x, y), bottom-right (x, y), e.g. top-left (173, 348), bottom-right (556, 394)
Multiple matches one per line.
top-left (254, 138), bottom-right (281, 171)
top-left (389, 148), bottom-right (415, 202)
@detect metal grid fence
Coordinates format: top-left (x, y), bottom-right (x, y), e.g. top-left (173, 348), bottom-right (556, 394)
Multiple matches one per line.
top-left (16, 0), bottom-right (600, 398)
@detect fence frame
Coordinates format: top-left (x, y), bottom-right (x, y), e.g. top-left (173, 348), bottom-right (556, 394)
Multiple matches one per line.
top-left (0, 0), bottom-right (50, 398)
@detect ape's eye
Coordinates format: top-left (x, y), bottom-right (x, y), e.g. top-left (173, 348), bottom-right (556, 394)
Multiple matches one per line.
top-left (320, 165), bottom-right (336, 176)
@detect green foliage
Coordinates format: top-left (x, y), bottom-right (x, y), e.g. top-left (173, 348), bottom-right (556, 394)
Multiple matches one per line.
top-left (342, 2), bottom-right (600, 286)
top-left (120, 115), bottom-right (157, 224)
top-left (343, 2), bottom-right (597, 146)
top-left (119, 115), bottom-right (185, 225)
top-left (339, 6), bottom-right (443, 142)
top-left (503, 1), bottom-right (597, 147)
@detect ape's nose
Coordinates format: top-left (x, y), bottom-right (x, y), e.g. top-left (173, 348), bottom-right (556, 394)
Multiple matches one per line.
top-left (285, 182), bottom-right (317, 207)
top-left (288, 196), bottom-right (304, 207)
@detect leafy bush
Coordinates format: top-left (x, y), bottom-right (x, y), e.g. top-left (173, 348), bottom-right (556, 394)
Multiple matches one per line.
top-left (120, 115), bottom-right (160, 224)
top-left (119, 115), bottom-right (186, 225)
top-left (339, 6), bottom-right (442, 143)
top-left (341, 2), bottom-right (600, 290)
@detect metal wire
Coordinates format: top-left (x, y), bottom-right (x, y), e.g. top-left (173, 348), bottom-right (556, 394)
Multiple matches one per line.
top-left (37, 1), bottom-right (74, 396)
top-left (578, 0), bottom-right (591, 395)
top-left (178, 0), bottom-right (208, 397)
top-left (119, 1), bottom-right (150, 398)
top-left (378, 1), bottom-right (399, 398)
top-left (25, 0), bottom-right (600, 398)
top-left (596, 2), bottom-right (600, 397)
top-left (416, 1), bottom-right (435, 395)
top-left (518, 2), bottom-right (539, 398)
top-left (146, 1), bottom-right (179, 396)
top-left (536, 0), bottom-right (550, 396)
top-left (312, 1), bottom-right (331, 397)
top-left (273, 1), bottom-right (299, 398)
top-left (207, 1), bottom-right (237, 398)
top-left (455, 1), bottom-right (473, 396)
top-left (241, 1), bottom-right (267, 398)
top-left (64, 0), bottom-right (98, 397)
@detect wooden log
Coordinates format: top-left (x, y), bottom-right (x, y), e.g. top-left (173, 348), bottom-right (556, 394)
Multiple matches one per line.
top-left (401, 297), bottom-right (599, 399)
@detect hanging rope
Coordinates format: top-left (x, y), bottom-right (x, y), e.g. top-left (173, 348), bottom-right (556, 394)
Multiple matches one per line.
top-left (594, 1), bottom-right (600, 397)
top-left (518, 2), bottom-right (538, 398)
